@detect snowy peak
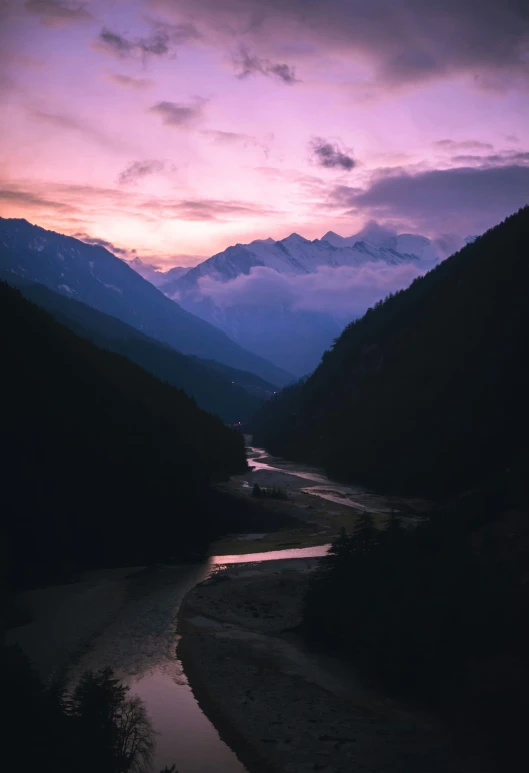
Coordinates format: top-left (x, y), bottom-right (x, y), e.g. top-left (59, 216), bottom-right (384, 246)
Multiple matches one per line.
top-left (162, 226), bottom-right (441, 296)
top-left (321, 231), bottom-right (345, 247)
top-left (350, 220), bottom-right (396, 246)
top-left (283, 232), bottom-right (310, 244)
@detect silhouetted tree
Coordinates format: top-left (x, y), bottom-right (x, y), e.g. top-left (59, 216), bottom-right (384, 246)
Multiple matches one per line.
top-left (67, 669), bottom-right (155, 773)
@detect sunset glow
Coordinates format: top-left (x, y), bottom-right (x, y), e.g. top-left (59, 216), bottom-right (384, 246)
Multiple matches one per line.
top-left (1, 0), bottom-right (529, 266)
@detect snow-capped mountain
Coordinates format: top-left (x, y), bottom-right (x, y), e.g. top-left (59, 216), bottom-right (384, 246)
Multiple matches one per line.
top-left (161, 226), bottom-right (439, 297)
top-left (159, 226), bottom-right (441, 375)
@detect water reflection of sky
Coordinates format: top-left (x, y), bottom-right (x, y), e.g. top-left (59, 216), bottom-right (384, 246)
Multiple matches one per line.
top-left (69, 563), bottom-right (247, 772)
top-left (247, 446), bottom-right (390, 512)
top-left (72, 448), bottom-right (396, 771)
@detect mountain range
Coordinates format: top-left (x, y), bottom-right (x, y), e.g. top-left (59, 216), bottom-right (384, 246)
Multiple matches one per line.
top-left (162, 222), bottom-right (439, 293)
top-left (158, 223), bottom-right (441, 375)
top-left (0, 218), bottom-right (292, 387)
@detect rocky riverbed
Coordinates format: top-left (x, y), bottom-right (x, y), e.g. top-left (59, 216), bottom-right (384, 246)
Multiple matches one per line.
top-left (178, 558), bottom-right (463, 773)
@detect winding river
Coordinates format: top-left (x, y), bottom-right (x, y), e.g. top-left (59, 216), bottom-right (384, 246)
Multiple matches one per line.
top-left (65, 446), bottom-right (405, 771)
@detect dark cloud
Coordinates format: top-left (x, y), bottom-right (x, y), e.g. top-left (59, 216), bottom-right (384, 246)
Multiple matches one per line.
top-left (107, 73), bottom-right (155, 90)
top-left (117, 160), bottom-right (167, 185)
top-left (149, 99), bottom-right (205, 127)
top-left (157, 0), bottom-right (529, 87)
top-left (309, 137), bottom-right (355, 171)
top-left (25, 0), bottom-right (91, 26)
top-left (331, 164), bottom-right (529, 235)
top-left (97, 20), bottom-right (199, 60)
top-left (72, 233), bottom-right (132, 256)
top-left (98, 29), bottom-right (137, 57)
top-left (234, 45), bottom-right (299, 83)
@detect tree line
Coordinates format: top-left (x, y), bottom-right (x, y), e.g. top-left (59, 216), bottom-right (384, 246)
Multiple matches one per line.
top-left (303, 456), bottom-right (529, 770)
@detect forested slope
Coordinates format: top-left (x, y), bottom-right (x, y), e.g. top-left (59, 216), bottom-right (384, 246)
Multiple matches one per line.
top-left (1, 282), bottom-right (247, 586)
top-left (253, 207), bottom-right (529, 495)
top-left (3, 277), bottom-right (267, 424)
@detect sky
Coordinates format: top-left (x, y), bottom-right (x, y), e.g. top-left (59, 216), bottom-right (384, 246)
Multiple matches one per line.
top-left (1, 0), bottom-right (528, 268)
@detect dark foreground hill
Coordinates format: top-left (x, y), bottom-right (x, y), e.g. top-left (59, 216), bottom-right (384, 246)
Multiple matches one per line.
top-left (3, 276), bottom-right (269, 424)
top-left (253, 207), bottom-right (529, 496)
top-left (0, 217), bottom-right (293, 387)
top-left (0, 282), bottom-right (249, 587)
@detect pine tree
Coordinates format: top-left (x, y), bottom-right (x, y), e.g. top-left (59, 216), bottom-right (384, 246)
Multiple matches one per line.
top-left (350, 511), bottom-right (379, 554)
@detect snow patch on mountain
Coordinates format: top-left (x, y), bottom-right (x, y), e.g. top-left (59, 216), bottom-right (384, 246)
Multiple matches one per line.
top-left (164, 224), bottom-right (441, 300)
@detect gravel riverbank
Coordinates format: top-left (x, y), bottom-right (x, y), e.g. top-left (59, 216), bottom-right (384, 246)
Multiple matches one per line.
top-left (178, 559), bottom-right (463, 773)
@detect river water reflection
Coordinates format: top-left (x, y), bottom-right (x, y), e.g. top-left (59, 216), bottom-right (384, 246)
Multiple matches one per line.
top-left (69, 445), bottom-right (405, 770)
top-left (69, 544), bottom-right (329, 773)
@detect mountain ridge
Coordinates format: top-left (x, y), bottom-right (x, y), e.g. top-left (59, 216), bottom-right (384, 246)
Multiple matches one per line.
top-left (0, 217), bottom-right (293, 386)
top-left (161, 226), bottom-right (440, 296)
top-left (157, 225), bottom-right (441, 375)
top-left (2, 273), bottom-right (274, 423)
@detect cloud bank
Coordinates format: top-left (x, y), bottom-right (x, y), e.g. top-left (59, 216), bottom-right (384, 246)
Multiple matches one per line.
top-left (156, 0), bottom-right (529, 89)
top-left (196, 262), bottom-right (426, 318)
top-left (332, 164), bottom-right (529, 234)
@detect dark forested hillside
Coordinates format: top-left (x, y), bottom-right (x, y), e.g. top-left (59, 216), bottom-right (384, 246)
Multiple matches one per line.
top-left (253, 207), bottom-right (529, 496)
top-left (303, 457), bottom-right (529, 771)
top-left (0, 217), bottom-right (293, 386)
top-left (3, 276), bottom-right (268, 424)
top-left (0, 282), bottom-right (247, 587)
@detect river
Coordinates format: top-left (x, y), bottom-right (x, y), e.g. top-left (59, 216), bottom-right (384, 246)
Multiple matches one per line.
top-left (66, 546), bottom-right (329, 773)
top-left (9, 444), bottom-right (424, 772)
top-left (66, 447), bottom-right (412, 771)
top-left (246, 445), bottom-right (393, 512)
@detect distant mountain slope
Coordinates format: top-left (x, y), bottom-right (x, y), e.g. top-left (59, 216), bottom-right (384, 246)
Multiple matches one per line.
top-left (0, 218), bottom-right (292, 386)
top-left (2, 274), bottom-right (271, 424)
top-left (187, 356), bottom-right (277, 399)
top-left (252, 207), bottom-right (529, 495)
top-left (1, 281), bottom-right (248, 585)
top-left (160, 226), bottom-right (440, 375)
top-left (127, 257), bottom-right (189, 286)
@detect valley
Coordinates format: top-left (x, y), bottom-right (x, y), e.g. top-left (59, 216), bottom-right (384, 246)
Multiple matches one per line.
top-left (2, 3), bottom-right (529, 770)
top-left (2, 210), bottom-right (528, 773)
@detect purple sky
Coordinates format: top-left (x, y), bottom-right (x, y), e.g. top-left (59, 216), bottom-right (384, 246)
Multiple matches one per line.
top-left (1, 0), bottom-right (528, 266)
